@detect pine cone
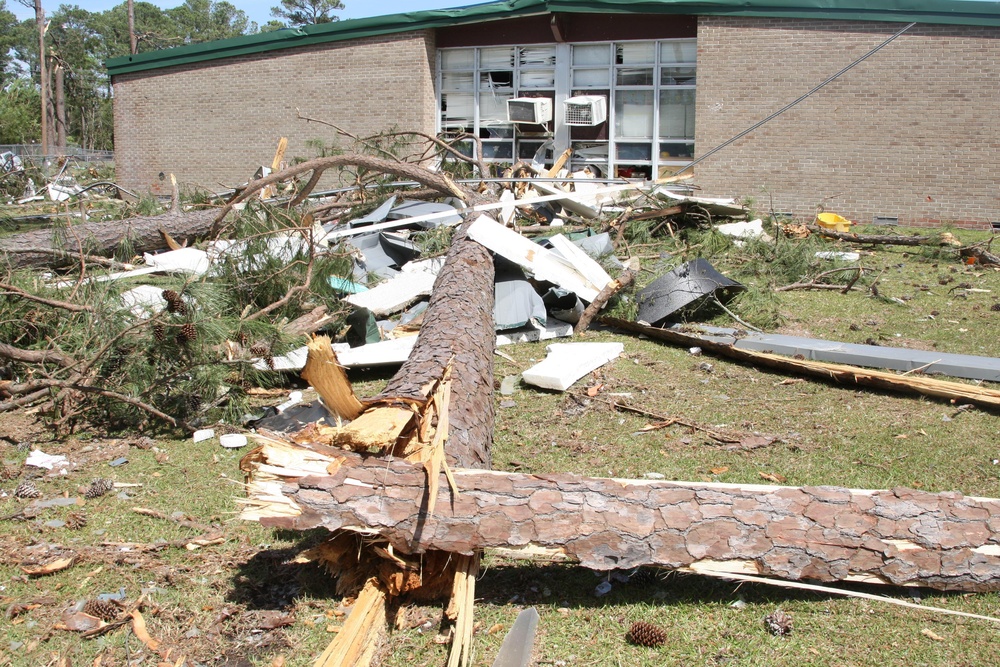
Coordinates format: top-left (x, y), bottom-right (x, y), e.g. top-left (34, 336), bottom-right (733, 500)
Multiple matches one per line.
top-left (161, 290), bottom-right (187, 315)
top-left (265, 355), bottom-right (275, 371)
top-left (249, 343), bottom-right (269, 357)
top-left (627, 568), bottom-right (658, 586)
top-left (66, 511), bottom-right (88, 530)
top-left (764, 609), bottom-right (793, 636)
top-left (177, 323), bottom-right (197, 344)
top-left (1, 463), bottom-right (21, 481)
top-left (991, 303), bottom-right (1000, 312)
top-left (14, 480), bottom-right (40, 499)
top-left (152, 323), bottom-right (166, 342)
top-left (85, 478), bottom-right (115, 499)
top-left (83, 599), bottom-right (119, 622)
top-left (626, 621), bottom-right (667, 647)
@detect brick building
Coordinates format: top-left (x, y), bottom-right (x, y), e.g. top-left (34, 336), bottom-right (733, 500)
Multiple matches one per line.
top-left (107, 0), bottom-right (1000, 228)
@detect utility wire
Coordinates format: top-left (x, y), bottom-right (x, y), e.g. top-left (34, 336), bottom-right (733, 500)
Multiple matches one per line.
top-left (676, 22), bottom-right (917, 176)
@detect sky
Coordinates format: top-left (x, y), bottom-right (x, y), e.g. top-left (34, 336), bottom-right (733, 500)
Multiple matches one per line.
top-left (9, 0), bottom-right (476, 28)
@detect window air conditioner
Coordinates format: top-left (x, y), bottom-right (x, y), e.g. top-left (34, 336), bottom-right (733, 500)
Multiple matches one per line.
top-left (564, 95), bottom-right (608, 126)
top-left (506, 97), bottom-right (553, 124)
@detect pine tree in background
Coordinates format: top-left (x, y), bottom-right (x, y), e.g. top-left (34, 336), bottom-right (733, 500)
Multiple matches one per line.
top-left (270, 0), bottom-right (344, 27)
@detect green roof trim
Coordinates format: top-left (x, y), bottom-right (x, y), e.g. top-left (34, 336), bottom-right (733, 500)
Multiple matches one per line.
top-left (107, 0), bottom-right (1000, 76)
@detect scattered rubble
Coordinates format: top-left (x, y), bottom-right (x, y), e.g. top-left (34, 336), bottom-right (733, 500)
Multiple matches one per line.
top-left (4, 139), bottom-right (1000, 667)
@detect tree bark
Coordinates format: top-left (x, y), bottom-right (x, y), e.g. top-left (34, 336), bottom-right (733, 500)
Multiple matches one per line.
top-left (371, 215), bottom-right (495, 469)
top-left (243, 441), bottom-right (1000, 592)
top-left (0, 208), bottom-right (218, 270)
top-left (54, 64), bottom-right (66, 150)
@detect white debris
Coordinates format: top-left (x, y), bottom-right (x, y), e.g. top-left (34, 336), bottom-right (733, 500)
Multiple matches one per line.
top-left (192, 428), bottom-right (215, 443)
top-left (345, 270), bottom-right (437, 317)
top-left (25, 449), bottom-right (69, 470)
top-left (275, 391), bottom-right (304, 413)
top-left (467, 215), bottom-right (610, 302)
top-left (219, 434), bottom-right (248, 448)
top-left (119, 285), bottom-right (168, 318)
top-left (716, 219), bottom-right (771, 243)
top-left (816, 251), bottom-right (861, 261)
top-left (522, 342), bottom-right (624, 391)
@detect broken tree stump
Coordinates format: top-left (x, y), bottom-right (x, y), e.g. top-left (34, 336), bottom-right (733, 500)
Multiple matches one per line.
top-left (242, 440), bottom-right (1000, 592)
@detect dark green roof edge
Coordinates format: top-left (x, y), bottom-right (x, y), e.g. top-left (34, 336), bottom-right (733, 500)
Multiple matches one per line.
top-left (107, 0), bottom-right (1000, 76)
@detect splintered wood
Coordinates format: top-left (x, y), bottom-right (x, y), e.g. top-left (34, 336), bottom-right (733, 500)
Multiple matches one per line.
top-left (241, 196), bottom-right (496, 667)
top-left (300, 336), bottom-right (363, 421)
top-left (313, 578), bottom-right (388, 667)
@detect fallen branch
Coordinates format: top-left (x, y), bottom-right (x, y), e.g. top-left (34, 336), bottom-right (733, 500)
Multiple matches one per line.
top-left (1, 378), bottom-right (188, 429)
top-left (960, 243), bottom-right (1000, 266)
top-left (0, 342), bottom-right (77, 368)
top-left (575, 269), bottom-right (636, 335)
top-left (604, 318), bottom-right (1000, 410)
top-left (0, 283), bottom-right (94, 313)
top-left (214, 154), bottom-right (469, 228)
top-left (775, 266), bottom-right (868, 292)
top-left (131, 507), bottom-right (212, 532)
top-left (808, 225), bottom-right (949, 247)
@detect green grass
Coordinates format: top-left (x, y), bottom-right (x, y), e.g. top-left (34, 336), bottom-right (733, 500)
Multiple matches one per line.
top-left (2, 224), bottom-right (1000, 666)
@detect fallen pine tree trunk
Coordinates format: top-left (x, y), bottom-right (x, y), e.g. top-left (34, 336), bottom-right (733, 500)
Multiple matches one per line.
top-left (0, 208), bottom-right (219, 270)
top-left (241, 438), bottom-right (1000, 592)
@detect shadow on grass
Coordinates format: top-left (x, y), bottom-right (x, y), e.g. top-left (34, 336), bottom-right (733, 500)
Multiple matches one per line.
top-left (225, 527), bottom-right (339, 610)
top-left (473, 560), bottom-right (968, 611)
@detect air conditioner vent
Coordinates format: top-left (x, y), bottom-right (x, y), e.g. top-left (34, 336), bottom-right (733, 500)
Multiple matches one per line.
top-left (564, 95), bottom-right (607, 126)
top-left (506, 97), bottom-right (553, 124)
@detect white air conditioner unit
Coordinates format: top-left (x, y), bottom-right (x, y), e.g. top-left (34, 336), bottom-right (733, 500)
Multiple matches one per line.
top-left (564, 95), bottom-right (608, 126)
top-left (506, 97), bottom-right (553, 124)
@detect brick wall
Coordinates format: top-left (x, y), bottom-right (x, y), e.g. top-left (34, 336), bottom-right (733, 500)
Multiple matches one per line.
top-left (112, 30), bottom-right (437, 196)
top-left (694, 18), bottom-right (1000, 229)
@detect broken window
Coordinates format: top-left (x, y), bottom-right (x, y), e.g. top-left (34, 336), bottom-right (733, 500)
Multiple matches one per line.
top-left (437, 38), bottom-right (696, 178)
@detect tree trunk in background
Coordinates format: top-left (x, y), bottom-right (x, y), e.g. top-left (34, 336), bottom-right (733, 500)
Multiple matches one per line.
top-left (0, 209), bottom-right (218, 270)
top-left (54, 64), bottom-right (66, 151)
top-left (35, 0), bottom-right (48, 156)
top-left (128, 0), bottom-right (138, 55)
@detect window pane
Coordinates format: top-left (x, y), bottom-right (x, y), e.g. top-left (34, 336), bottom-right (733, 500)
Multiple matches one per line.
top-left (658, 89), bottom-right (695, 139)
top-left (519, 46), bottom-right (556, 66)
top-left (573, 44), bottom-right (610, 66)
top-left (480, 47), bottom-right (514, 68)
top-left (660, 40), bottom-right (697, 64)
top-left (659, 142), bottom-right (695, 159)
top-left (480, 92), bottom-right (513, 123)
top-left (616, 42), bottom-right (655, 64)
top-left (616, 143), bottom-right (652, 161)
top-left (573, 68), bottom-right (610, 87)
top-left (441, 92), bottom-right (474, 128)
top-left (616, 67), bottom-right (653, 86)
top-left (660, 67), bottom-right (696, 86)
top-left (520, 70), bottom-right (555, 88)
top-left (482, 142), bottom-right (513, 159)
top-left (442, 71), bottom-right (474, 91)
top-left (481, 126), bottom-right (514, 139)
top-left (441, 49), bottom-right (473, 69)
top-left (480, 71), bottom-right (513, 90)
top-left (614, 90), bottom-right (653, 138)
